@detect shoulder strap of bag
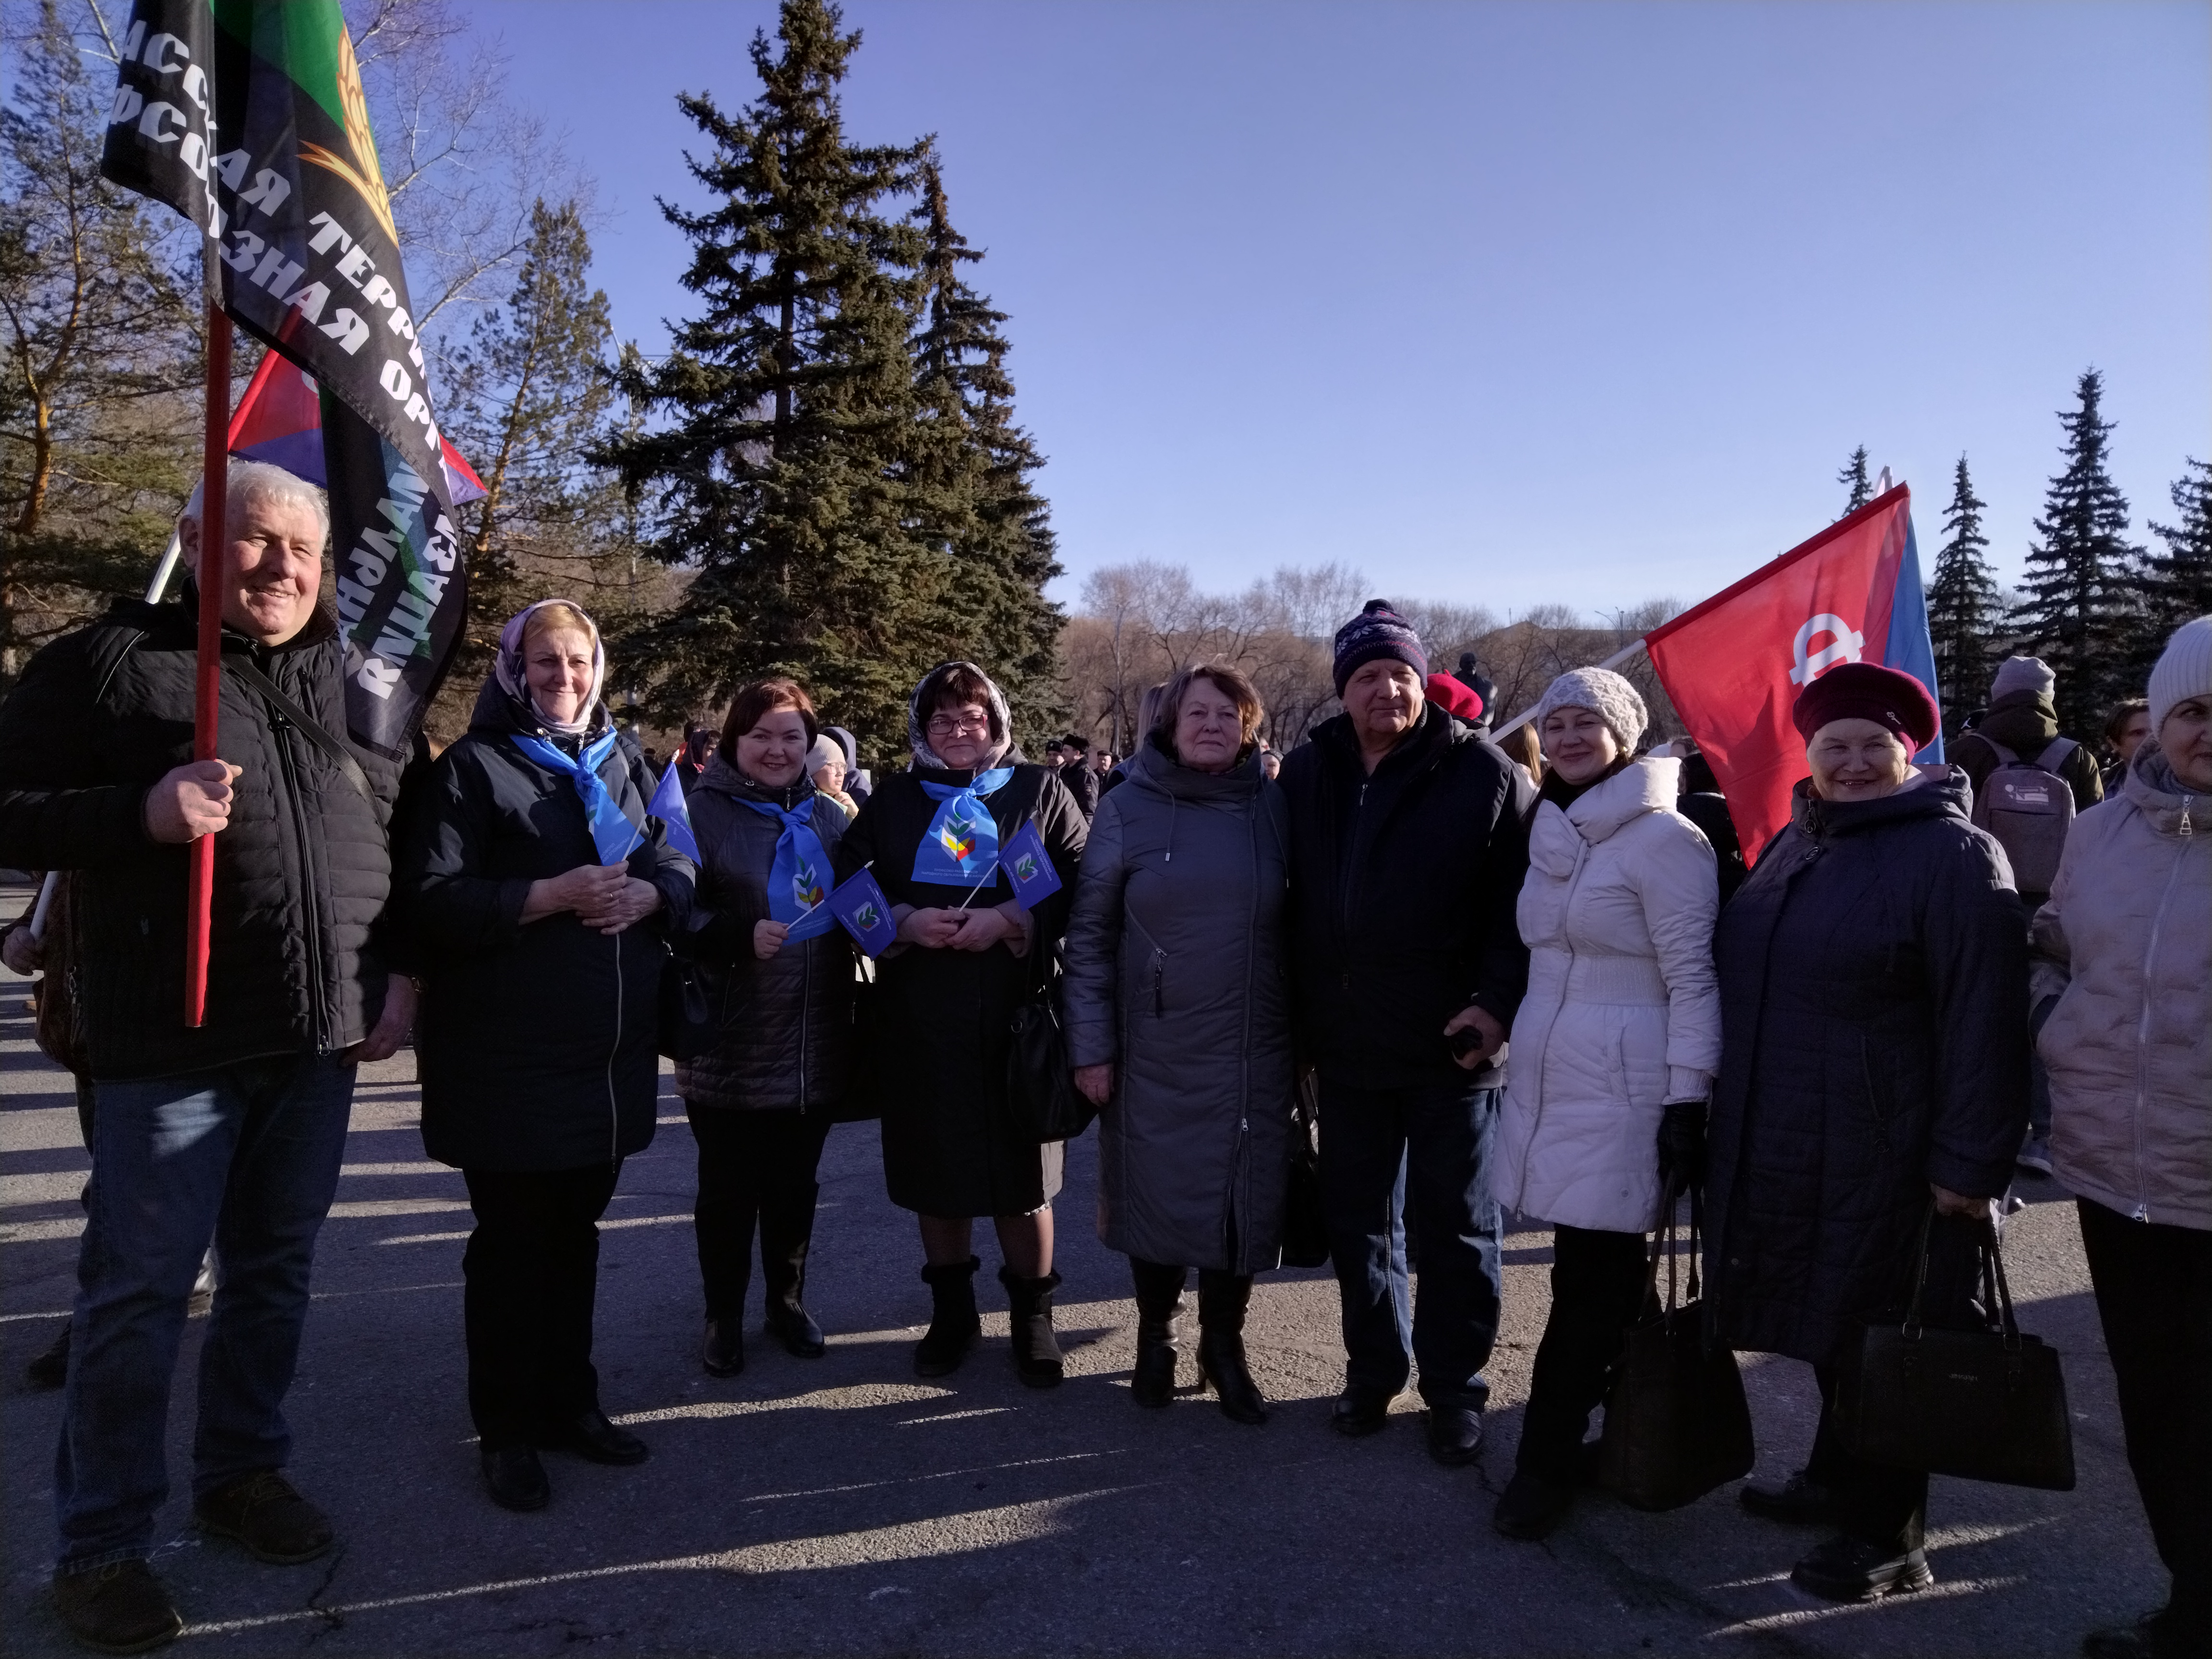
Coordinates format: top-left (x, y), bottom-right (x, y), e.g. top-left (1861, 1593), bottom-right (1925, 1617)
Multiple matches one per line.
top-left (1900, 1202), bottom-right (1938, 1337)
top-left (224, 654), bottom-right (373, 804)
top-left (1984, 739), bottom-right (2020, 767)
top-left (2035, 737), bottom-right (2078, 775)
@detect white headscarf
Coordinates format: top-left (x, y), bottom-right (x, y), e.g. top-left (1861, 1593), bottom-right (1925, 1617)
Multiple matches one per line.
top-left (493, 598), bottom-right (607, 738)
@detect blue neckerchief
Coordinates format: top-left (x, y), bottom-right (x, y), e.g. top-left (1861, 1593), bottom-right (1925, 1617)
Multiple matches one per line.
top-left (731, 794), bottom-right (836, 942)
top-left (511, 730), bottom-right (638, 864)
top-left (913, 766), bottom-right (1013, 887)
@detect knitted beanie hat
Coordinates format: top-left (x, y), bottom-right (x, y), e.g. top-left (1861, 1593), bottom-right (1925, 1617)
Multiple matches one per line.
top-left (1991, 655), bottom-right (2056, 703)
top-left (1332, 600), bottom-right (1428, 695)
top-left (1534, 667), bottom-right (1648, 753)
top-left (2148, 615), bottom-right (2212, 733)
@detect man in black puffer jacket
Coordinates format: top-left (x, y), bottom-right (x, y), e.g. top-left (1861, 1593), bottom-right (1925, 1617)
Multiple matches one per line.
top-left (0, 464), bottom-right (413, 1652)
top-left (1281, 601), bottom-right (1534, 1468)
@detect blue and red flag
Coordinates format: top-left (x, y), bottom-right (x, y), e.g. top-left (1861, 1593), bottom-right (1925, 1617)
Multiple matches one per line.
top-left (1643, 485), bottom-right (1942, 865)
top-left (228, 350), bottom-right (487, 505)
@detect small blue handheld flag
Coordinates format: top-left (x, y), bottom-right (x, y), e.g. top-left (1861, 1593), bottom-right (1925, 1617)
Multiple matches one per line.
top-left (647, 762), bottom-right (702, 864)
top-left (1002, 820), bottom-right (1061, 910)
top-left (829, 868), bottom-right (899, 957)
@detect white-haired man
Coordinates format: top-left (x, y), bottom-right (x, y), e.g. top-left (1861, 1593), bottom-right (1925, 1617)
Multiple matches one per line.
top-left (0, 460), bottom-right (415, 1653)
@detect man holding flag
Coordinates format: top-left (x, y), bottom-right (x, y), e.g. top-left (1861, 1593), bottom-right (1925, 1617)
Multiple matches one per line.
top-left (0, 464), bottom-right (415, 1650)
top-left (0, 1), bottom-right (471, 1646)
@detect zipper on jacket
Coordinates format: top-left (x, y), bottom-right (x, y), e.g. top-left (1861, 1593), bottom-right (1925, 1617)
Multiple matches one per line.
top-left (2128, 825), bottom-right (2189, 1221)
top-left (266, 691), bottom-right (331, 1053)
top-left (608, 930), bottom-right (624, 1169)
top-left (1510, 833), bottom-right (1592, 1214)
top-left (1151, 949), bottom-right (1166, 1016)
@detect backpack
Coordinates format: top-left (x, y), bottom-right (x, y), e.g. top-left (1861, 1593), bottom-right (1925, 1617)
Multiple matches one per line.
top-left (1969, 737), bottom-right (2078, 895)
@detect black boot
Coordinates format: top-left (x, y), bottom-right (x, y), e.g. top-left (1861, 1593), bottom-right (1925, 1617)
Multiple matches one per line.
top-left (915, 1257), bottom-right (982, 1377)
top-left (1129, 1260), bottom-right (1185, 1408)
top-left (1196, 1271), bottom-right (1266, 1425)
top-left (702, 1315), bottom-right (745, 1377)
top-left (24, 1319), bottom-right (70, 1390)
top-left (999, 1265), bottom-right (1065, 1389)
top-left (761, 1184), bottom-right (827, 1358)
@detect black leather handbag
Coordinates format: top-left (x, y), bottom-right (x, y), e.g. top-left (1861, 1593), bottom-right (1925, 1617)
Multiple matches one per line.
top-left (656, 947), bottom-right (716, 1063)
top-left (1837, 1207), bottom-right (2076, 1491)
top-left (1278, 1073), bottom-right (1331, 1269)
top-left (1599, 1186), bottom-right (1756, 1511)
top-left (1006, 960), bottom-right (1092, 1143)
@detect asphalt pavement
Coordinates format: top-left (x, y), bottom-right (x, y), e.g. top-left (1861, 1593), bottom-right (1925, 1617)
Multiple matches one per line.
top-left (0, 886), bottom-right (2165, 1657)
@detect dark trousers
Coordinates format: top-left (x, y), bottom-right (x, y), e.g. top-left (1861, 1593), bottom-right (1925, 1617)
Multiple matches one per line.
top-left (686, 1105), bottom-right (832, 1321)
top-left (1316, 1076), bottom-right (1503, 1410)
top-left (2079, 1197), bottom-right (2212, 1638)
top-left (461, 1164), bottom-right (620, 1453)
top-left (1516, 1225), bottom-right (1650, 1480)
top-left (1805, 1362), bottom-right (1929, 1552)
top-left (1130, 1257), bottom-right (1248, 1318)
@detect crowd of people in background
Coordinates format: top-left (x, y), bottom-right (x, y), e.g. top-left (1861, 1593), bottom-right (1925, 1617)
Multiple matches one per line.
top-left (0, 464), bottom-right (2204, 1659)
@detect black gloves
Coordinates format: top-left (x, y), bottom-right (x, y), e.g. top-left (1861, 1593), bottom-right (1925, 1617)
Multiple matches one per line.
top-left (1656, 1099), bottom-right (1708, 1196)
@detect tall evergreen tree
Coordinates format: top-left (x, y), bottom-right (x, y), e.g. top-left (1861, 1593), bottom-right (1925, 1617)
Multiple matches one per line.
top-left (2011, 369), bottom-right (2141, 736)
top-left (906, 158), bottom-right (1064, 744)
top-left (2143, 457), bottom-right (2212, 640)
top-left (600, 0), bottom-right (944, 757)
top-left (1838, 445), bottom-right (1872, 515)
top-left (439, 199), bottom-right (620, 708)
top-left (1924, 455), bottom-right (2001, 734)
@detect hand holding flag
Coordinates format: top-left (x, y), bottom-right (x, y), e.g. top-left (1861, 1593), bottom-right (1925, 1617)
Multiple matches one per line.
top-left (829, 868), bottom-right (899, 957)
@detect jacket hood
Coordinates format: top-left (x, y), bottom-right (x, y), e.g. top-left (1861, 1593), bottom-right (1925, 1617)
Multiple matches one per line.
top-left (2125, 742), bottom-right (2212, 836)
top-left (1789, 763), bottom-right (1973, 841)
top-left (697, 750), bottom-right (817, 812)
top-left (1127, 732), bottom-right (1266, 802)
top-left (1527, 757), bottom-right (1679, 878)
top-left (1977, 690), bottom-right (2059, 751)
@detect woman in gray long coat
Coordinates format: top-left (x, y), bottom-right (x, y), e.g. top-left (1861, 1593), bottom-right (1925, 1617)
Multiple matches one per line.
top-left (1065, 662), bottom-right (1294, 1425)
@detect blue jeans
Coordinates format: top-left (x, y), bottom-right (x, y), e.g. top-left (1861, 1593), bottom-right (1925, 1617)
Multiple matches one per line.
top-left (54, 1053), bottom-right (354, 1575)
top-left (1316, 1076), bottom-right (1503, 1411)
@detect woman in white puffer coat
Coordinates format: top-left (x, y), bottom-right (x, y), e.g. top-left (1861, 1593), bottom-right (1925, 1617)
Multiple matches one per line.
top-left (1491, 668), bottom-right (1721, 1541)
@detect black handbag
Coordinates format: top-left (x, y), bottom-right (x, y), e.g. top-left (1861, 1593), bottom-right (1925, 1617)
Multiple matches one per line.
top-left (656, 947), bottom-right (716, 1063)
top-left (1837, 1207), bottom-right (2076, 1491)
top-left (1599, 1186), bottom-right (1756, 1511)
top-left (1006, 956), bottom-right (1093, 1143)
top-left (1279, 1072), bottom-right (1330, 1269)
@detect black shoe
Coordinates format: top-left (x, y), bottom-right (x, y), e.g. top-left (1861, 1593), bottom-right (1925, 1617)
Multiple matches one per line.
top-left (192, 1469), bottom-right (334, 1564)
top-left (2082, 1606), bottom-right (2197, 1659)
top-left (1493, 1466), bottom-right (1575, 1540)
top-left (1130, 1315), bottom-right (1180, 1407)
top-left (1740, 1468), bottom-right (1842, 1526)
top-left (702, 1316), bottom-right (745, 1377)
top-left (1000, 1265), bottom-right (1065, 1389)
top-left (539, 1408), bottom-right (649, 1467)
top-left (52, 1560), bottom-right (181, 1654)
top-left (1331, 1387), bottom-right (1395, 1437)
top-left (480, 1447), bottom-right (550, 1512)
top-left (25, 1318), bottom-right (70, 1390)
top-left (766, 1302), bottom-right (826, 1358)
top-left (1790, 1533), bottom-right (1933, 1602)
top-left (916, 1257), bottom-right (982, 1377)
top-left (1425, 1405), bottom-right (1483, 1466)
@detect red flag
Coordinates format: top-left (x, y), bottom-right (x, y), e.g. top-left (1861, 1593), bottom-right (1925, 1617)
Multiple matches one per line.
top-left (1644, 486), bottom-right (1939, 865)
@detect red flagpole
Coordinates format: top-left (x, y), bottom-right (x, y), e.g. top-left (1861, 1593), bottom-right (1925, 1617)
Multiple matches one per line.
top-left (185, 304), bottom-right (230, 1028)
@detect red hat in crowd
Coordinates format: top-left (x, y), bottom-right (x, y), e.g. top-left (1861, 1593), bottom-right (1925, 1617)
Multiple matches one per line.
top-left (1791, 661), bottom-right (1940, 750)
top-left (1425, 672), bottom-right (1485, 722)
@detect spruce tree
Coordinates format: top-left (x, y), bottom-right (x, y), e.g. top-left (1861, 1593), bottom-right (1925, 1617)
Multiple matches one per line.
top-left (2143, 457), bottom-right (2212, 641)
top-left (1838, 445), bottom-right (1872, 516)
top-left (600, 0), bottom-right (941, 759)
top-left (2011, 369), bottom-right (2142, 735)
top-left (1924, 455), bottom-right (2001, 733)
top-left (906, 158), bottom-right (1065, 746)
top-left (439, 199), bottom-right (619, 708)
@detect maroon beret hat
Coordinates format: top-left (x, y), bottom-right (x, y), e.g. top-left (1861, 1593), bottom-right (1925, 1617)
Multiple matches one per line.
top-left (1791, 661), bottom-right (1940, 750)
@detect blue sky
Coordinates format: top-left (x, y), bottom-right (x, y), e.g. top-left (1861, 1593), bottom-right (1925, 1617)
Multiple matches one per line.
top-left (462, 0), bottom-right (2210, 619)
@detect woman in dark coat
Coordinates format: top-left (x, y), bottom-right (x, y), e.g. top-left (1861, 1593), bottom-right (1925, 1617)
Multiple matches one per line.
top-left (833, 662), bottom-right (1087, 1385)
top-left (1063, 663), bottom-right (1293, 1425)
top-left (400, 600), bottom-right (693, 1514)
top-left (1706, 663), bottom-right (2026, 1603)
top-left (676, 677), bottom-right (852, 1378)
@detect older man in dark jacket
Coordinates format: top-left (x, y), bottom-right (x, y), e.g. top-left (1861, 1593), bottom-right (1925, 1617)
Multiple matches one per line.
top-left (1280, 601), bottom-right (1534, 1466)
top-left (0, 464), bottom-right (413, 1653)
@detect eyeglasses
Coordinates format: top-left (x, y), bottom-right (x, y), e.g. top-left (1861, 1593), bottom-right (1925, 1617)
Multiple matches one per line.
top-left (926, 712), bottom-right (991, 737)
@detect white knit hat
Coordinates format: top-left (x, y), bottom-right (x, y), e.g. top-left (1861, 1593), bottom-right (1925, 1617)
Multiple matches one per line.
top-left (1991, 655), bottom-right (2056, 702)
top-left (2148, 615), bottom-right (2212, 734)
top-left (1534, 667), bottom-right (1648, 753)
